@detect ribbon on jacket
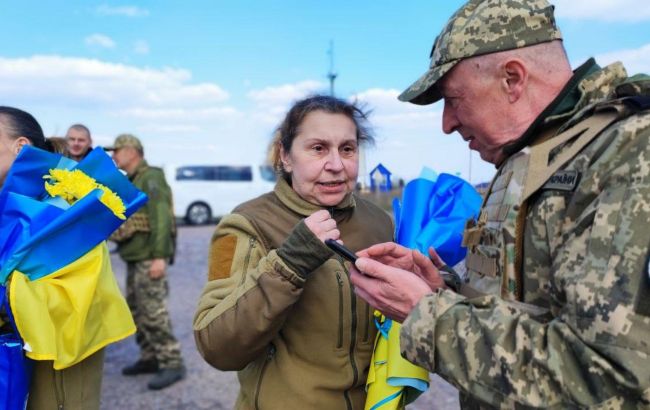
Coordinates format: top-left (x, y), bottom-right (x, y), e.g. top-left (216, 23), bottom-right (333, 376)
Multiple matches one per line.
top-left (0, 146), bottom-right (146, 369)
top-left (365, 170), bottom-right (481, 409)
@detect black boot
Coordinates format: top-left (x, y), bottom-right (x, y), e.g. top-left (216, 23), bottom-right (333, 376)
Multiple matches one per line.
top-left (121, 359), bottom-right (159, 376)
top-left (147, 366), bottom-right (186, 390)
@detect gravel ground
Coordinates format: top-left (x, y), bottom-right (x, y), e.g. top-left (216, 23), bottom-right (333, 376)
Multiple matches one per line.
top-left (100, 225), bottom-right (459, 409)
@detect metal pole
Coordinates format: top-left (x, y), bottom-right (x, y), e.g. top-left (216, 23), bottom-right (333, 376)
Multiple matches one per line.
top-left (327, 40), bottom-right (337, 96)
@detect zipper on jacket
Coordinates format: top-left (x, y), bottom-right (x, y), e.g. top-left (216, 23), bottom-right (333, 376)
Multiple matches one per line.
top-left (336, 271), bottom-right (344, 349)
top-left (239, 237), bottom-right (256, 286)
top-left (343, 265), bottom-right (358, 410)
top-left (254, 343), bottom-right (275, 410)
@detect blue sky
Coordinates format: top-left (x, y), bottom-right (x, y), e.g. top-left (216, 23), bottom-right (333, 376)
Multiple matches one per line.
top-left (2, 1), bottom-right (649, 183)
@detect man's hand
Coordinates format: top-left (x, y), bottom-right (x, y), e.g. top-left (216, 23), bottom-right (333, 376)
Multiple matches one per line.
top-left (304, 209), bottom-right (340, 243)
top-left (149, 258), bottom-right (166, 279)
top-left (349, 257), bottom-right (434, 323)
top-left (357, 242), bottom-right (445, 291)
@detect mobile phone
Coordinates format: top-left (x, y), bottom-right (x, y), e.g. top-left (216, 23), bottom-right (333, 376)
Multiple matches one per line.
top-left (325, 239), bottom-right (357, 263)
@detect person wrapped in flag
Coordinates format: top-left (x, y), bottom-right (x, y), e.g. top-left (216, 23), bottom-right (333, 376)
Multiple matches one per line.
top-left (0, 106), bottom-right (146, 410)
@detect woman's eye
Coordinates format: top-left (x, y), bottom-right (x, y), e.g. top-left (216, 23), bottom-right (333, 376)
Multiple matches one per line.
top-left (312, 145), bottom-right (324, 153)
top-left (341, 145), bottom-right (357, 155)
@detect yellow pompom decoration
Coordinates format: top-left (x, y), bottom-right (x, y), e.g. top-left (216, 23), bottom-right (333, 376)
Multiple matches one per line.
top-left (44, 169), bottom-right (126, 220)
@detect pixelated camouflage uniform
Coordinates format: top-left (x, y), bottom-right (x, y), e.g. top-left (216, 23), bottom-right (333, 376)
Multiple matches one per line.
top-left (400, 60), bottom-right (650, 409)
top-left (116, 160), bottom-right (183, 369)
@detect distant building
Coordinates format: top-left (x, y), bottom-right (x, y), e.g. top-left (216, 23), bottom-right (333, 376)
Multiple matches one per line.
top-left (369, 163), bottom-right (392, 192)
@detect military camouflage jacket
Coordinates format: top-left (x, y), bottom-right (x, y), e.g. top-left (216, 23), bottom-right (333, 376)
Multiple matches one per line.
top-left (400, 61), bottom-right (650, 408)
top-left (116, 160), bottom-right (175, 262)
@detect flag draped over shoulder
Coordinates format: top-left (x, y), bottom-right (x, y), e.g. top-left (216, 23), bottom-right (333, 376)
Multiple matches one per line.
top-left (365, 171), bottom-right (481, 410)
top-left (0, 146), bottom-right (147, 369)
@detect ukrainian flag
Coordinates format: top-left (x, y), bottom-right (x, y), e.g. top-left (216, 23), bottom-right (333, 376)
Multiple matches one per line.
top-left (365, 313), bottom-right (429, 410)
top-left (0, 146), bottom-right (146, 369)
top-left (365, 172), bottom-right (481, 409)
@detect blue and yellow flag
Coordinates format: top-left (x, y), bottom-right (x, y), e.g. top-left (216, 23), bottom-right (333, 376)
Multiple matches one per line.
top-left (0, 146), bottom-right (146, 369)
top-left (0, 147), bottom-right (147, 283)
top-left (365, 171), bottom-right (482, 409)
top-left (9, 243), bottom-right (134, 369)
top-left (365, 313), bottom-right (429, 410)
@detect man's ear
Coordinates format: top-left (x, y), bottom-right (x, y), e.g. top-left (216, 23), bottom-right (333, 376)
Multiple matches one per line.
top-left (501, 59), bottom-right (527, 103)
top-left (13, 136), bottom-right (31, 155)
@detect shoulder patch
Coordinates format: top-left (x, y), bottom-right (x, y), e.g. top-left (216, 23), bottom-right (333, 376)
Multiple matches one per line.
top-left (542, 170), bottom-right (580, 192)
top-left (208, 234), bottom-right (237, 281)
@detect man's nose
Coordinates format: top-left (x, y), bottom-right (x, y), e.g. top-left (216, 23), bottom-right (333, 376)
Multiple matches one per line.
top-left (442, 102), bottom-right (459, 135)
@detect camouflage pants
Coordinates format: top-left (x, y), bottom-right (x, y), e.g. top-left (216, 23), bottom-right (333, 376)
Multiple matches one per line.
top-left (126, 260), bottom-right (183, 369)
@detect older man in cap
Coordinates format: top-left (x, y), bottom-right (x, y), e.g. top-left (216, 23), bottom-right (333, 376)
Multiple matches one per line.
top-left (350, 0), bottom-right (650, 408)
top-left (105, 134), bottom-right (185, 390)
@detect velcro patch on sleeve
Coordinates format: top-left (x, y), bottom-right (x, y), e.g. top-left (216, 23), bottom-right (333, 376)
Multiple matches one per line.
top-left (208, 234), bottom-right (238, 281)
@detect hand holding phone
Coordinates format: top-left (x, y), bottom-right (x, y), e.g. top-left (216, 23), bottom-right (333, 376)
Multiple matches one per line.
top-left (325, 239), bottom-right (357, 263)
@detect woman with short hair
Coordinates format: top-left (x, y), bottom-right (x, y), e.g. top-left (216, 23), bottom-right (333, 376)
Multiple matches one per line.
top-left (194, 95), bottom-right (393, 409)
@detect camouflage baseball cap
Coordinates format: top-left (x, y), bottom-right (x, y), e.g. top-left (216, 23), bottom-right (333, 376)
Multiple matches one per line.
top-left (104, 133), bottom-right (143, 153)
top-left (399, 0), bottom-right (562, 105)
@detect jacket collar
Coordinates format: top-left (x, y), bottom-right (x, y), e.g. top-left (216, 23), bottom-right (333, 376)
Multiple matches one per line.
top-left (273, 177), bottom-right (356, 218)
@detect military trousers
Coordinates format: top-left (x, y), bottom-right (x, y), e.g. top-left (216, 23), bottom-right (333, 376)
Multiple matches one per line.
top-left (126, 260), bottom-right (183, 369)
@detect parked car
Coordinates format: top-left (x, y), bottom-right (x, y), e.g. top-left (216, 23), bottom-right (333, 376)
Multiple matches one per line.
top-left (165, 164), bottom-right (276, 225)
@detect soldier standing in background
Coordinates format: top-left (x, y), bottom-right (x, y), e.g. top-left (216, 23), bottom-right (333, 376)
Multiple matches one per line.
top-left (65, 123), bottom-right (93, 161)
top-left (349, 0), bottom-right (650, 408)
top-left (105, 134), bottom-right (185, 390)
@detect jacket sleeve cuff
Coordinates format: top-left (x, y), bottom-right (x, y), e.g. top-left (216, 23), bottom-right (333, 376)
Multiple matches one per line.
top-left (276, 220), bottom-right (333, 278)
top-left (399, 288), bottom-right (465, 371)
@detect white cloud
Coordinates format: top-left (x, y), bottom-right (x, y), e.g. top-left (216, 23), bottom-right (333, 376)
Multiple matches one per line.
top-left (0, 54), bottom-right (239, 159)
top-left (247, 80), bottom-right (326, 125)
top-left (352, 88), bottom-right (440, 130)
top-left (96, 4), bottom-right (149, 17)
top-left (247, 80), bottom-right (325, 107)
top-left (119, 107), bottom-right (240, 120)
top-left (0, 55), bottom-right (229, 108)
top-left (553, 0), bottom-right (650, 22)
top-left (595, 43), bottom-right (650, 75)
top-left (351, 88), bottom-right (495, 183)
top-left (0, 54), bottom-right (494, 183)
top-left (85, 33), bottom-right (116, 49)
top-left (133, 40), bottom-right (150, 55)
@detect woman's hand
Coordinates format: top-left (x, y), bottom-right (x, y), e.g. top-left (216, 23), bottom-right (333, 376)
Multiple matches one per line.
top-left (304, 209), bottom-right (340, 243)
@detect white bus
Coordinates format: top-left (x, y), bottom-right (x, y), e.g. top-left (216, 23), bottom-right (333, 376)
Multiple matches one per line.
top-left (165, 164), bottom-right (276, 225)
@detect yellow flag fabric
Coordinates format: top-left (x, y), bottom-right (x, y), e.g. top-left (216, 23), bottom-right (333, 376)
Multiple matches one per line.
top-left (9, 243), bottom-right (135, 370)
top-left (365, 315), bottom-right (429, 410)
